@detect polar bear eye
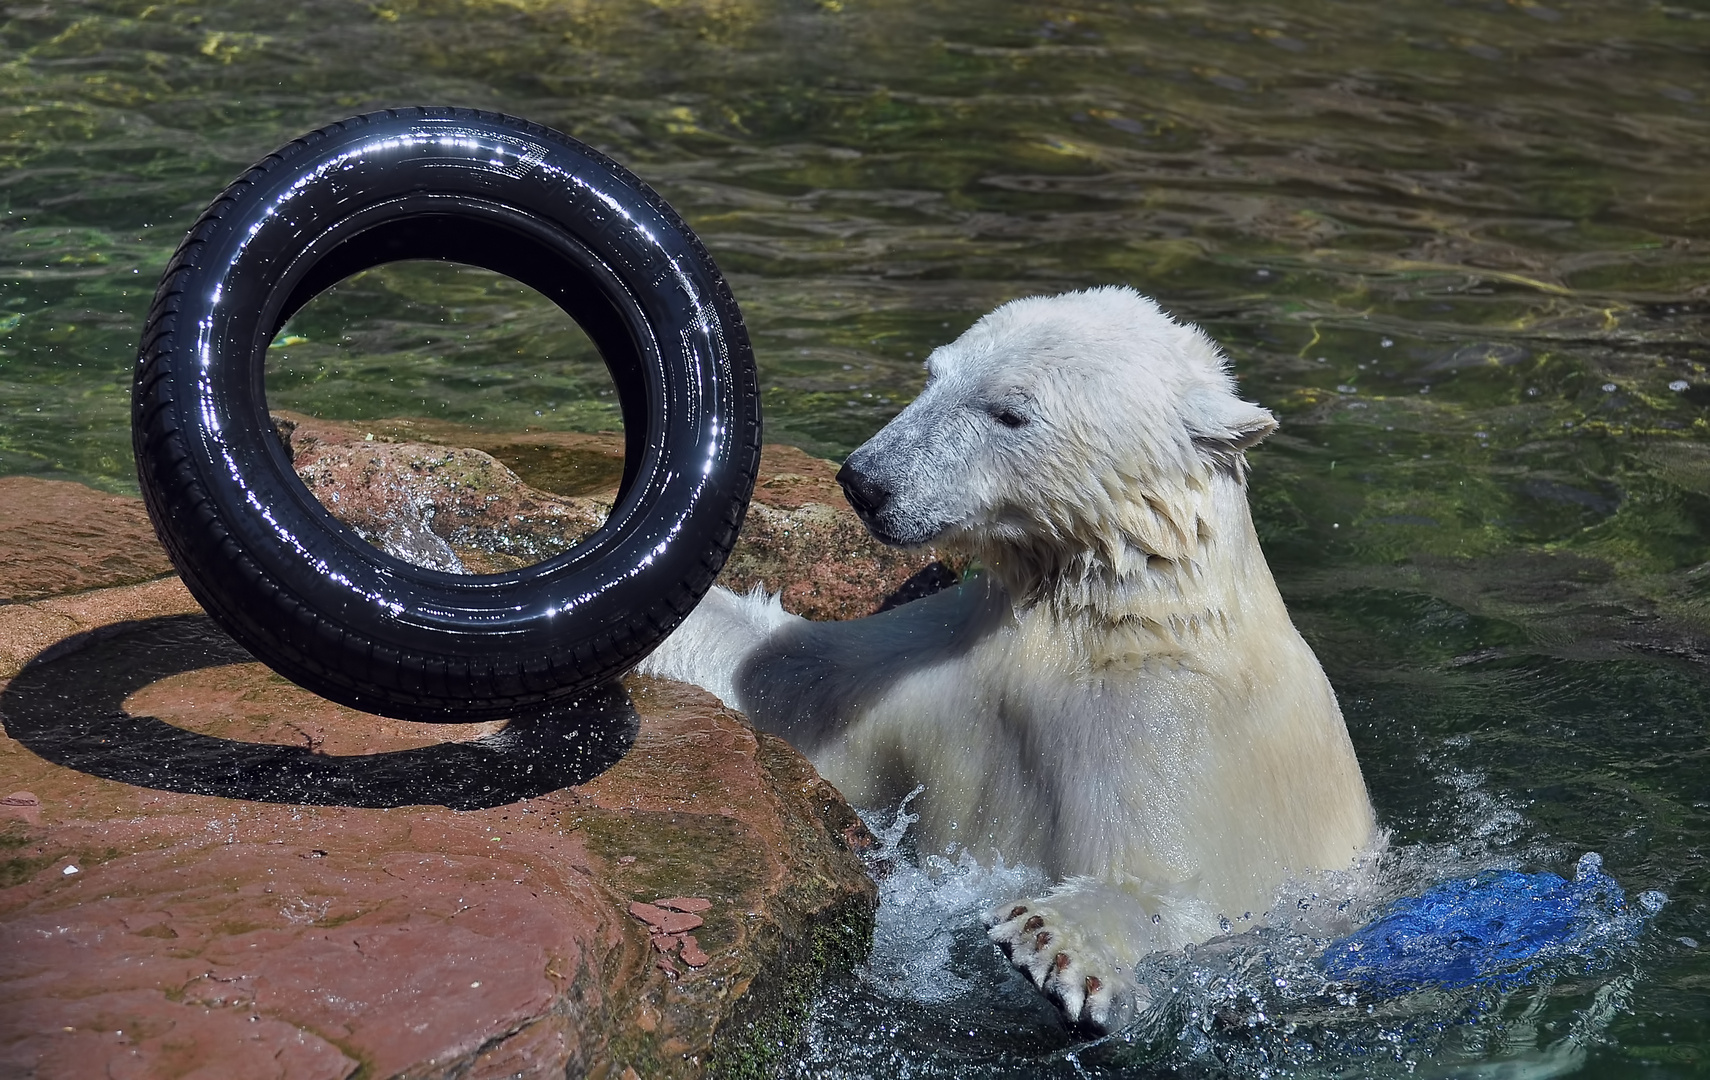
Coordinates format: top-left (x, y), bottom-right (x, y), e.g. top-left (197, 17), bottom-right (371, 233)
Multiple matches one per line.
top-left (990, 405), bottom-right (1028, 429)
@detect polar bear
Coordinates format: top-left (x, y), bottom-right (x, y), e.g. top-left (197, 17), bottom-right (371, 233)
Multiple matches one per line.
top-left (639, 285), bottom-right (1376, 1031)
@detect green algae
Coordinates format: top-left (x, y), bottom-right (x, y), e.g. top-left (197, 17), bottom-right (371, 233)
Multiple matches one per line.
top-left (704, 736), bottom-right (876, 1080)
top-left (705, 888), bottom-right (873, 1080)
top-left (557, 725), bottom-right (875, 1078)
top-left (0, 825), bottom-right (55, 890)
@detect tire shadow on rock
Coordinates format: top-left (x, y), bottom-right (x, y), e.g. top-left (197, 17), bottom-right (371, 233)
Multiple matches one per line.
top-left (0, 614), bottom-right (635, 810)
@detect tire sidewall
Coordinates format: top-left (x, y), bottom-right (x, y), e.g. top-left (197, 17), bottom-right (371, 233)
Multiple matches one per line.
top-left (134, 109), bottom-right (759, 718)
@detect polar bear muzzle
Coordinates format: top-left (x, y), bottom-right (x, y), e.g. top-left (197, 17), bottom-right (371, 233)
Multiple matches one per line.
top-left (836, 460), bottom-right (890, 520)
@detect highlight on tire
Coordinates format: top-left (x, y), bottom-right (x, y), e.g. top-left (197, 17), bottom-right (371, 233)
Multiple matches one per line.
top-left (132, 107), bottom-right (761, 722)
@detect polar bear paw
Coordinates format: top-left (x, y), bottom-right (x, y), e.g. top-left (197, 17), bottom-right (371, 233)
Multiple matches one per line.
top-left (983, 898), bottom-right (1133, 1033)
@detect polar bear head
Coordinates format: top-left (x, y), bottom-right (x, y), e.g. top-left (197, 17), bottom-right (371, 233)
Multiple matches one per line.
top-left (837, 286), bottom-right (1277, 589)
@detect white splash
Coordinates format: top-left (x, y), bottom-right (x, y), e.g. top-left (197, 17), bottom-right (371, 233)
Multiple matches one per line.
top-left (855, 786), bottom-right (1048, 1005)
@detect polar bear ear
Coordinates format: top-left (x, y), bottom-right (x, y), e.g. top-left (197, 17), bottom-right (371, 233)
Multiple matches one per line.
top-left (1185, 392), bottom-right (1278, 469)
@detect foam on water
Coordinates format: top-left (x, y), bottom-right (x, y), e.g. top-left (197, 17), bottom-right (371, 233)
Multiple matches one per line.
top-left (855, 787), bottom-right (1051, 1006)
top-left (793, 781), bottom-right (1666, 1079)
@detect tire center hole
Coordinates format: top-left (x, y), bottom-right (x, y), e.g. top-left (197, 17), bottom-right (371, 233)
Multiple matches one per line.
top-left (264, 260), bottom-right (623, 575)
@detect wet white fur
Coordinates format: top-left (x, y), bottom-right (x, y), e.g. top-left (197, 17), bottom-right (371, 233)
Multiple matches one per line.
top-left (640, 286), bottom-right (1375, 1029)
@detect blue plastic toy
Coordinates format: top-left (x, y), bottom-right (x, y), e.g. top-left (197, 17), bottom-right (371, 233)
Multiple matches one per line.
top-left (1321, 853), bottom-right (1663, 995)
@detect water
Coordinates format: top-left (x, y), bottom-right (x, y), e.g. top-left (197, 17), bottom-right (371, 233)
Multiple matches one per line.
top-left (2, 1), bottom-right (1706, 1074)
top-left (791, 790), bottom-right (1680, 1078)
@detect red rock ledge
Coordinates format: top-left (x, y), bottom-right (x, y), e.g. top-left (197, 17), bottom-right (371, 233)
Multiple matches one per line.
top-left (0, 426), bottom-right (934, 1080)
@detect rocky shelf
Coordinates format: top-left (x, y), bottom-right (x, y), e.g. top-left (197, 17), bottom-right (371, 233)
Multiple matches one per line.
top-left (0, 425), bottom-right (951, 1079)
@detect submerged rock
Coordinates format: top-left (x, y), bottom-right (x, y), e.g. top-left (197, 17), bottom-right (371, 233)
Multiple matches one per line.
top-left (0, 466), bottom-right (881, 1078)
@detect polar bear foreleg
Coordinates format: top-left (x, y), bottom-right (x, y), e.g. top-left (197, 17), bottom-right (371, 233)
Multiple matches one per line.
top-left (636, 585), bottom-right (801, 710)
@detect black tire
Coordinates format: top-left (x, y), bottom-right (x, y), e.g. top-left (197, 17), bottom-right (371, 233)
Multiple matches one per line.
top-left (133, 108), bottom-right (761, 722)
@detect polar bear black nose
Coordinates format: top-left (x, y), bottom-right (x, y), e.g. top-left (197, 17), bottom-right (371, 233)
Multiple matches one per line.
top-left (837, 462), bottom-right (890, 518)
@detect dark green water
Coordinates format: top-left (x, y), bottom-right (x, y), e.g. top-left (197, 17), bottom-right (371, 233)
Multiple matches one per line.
top-left (2, 1), bottom-right (1706, 1074)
